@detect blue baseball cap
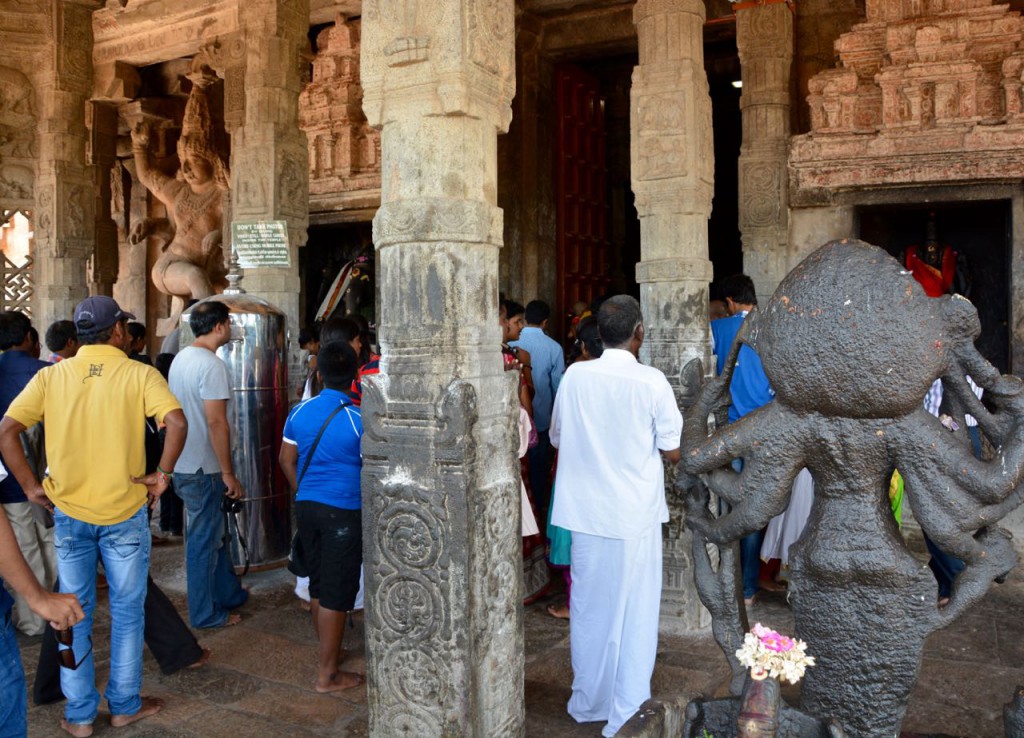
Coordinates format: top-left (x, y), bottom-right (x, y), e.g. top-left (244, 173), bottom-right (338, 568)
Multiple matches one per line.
top-left (73, 296), bottom-right (136, 334)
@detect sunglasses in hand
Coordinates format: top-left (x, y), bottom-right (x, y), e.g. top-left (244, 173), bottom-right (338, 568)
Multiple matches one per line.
top-left (55, 627), bottom-right (92, 671)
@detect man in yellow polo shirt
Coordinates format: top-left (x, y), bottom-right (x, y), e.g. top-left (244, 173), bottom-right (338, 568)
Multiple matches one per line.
top-left (0, 296), bottom-right (187, 737)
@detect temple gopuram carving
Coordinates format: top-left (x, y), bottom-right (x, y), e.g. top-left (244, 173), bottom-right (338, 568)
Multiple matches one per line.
top-left (791, 0), bottom-right (1024, 202)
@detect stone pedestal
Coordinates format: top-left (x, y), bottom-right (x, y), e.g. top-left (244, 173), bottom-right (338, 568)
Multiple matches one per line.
top-left (224, 0), bottom-right (309, 382)
top-left (360, 1), bottom-right (524, 735)
top-left (34, 1), bottom-right (96, 328)
top-left (631, 0), bottom-right (714, 632)
top-left (737, 0), bottom-right (794, 301)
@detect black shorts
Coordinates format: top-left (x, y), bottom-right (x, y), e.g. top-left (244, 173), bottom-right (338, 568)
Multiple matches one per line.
top-left (295, 501), bottom-right (362, 612)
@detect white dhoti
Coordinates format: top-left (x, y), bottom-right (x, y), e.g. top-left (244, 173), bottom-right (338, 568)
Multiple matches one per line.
top-left (760, 468), bottom-right (814, 566)
top-left (568, 525), bottom-right (662, 738)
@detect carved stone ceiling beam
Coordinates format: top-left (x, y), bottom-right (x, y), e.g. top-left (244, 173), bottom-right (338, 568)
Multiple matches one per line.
top-left (309, 0), bottom-right (361, 24)
top-left (92, 0), bottom-right (238, 67)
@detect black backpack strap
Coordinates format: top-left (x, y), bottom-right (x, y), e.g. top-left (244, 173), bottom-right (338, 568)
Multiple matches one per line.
top-left (296, 401), bottom-right (350, 490)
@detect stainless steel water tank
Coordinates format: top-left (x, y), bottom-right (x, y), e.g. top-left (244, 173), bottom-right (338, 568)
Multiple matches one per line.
top-left (180, 289), bottom-right (290, 569)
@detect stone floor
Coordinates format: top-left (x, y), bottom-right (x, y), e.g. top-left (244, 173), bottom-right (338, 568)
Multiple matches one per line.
top-left (16, 532), bottom-right (1023, 737)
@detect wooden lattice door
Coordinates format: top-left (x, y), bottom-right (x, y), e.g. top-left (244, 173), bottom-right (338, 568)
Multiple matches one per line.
top-left (556, 64), bottom-right (610, 339)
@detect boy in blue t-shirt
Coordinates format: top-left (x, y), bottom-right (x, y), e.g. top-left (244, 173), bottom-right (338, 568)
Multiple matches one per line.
top-left (279, 340), bottom-right (363, 694)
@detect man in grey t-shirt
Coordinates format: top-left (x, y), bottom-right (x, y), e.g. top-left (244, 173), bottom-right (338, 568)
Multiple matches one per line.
top-left (168, 301), bottom-right (248, 628)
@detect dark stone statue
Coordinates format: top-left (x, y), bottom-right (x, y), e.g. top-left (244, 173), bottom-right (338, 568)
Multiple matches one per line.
top-left (682, 240), bottom-right (1024, 737)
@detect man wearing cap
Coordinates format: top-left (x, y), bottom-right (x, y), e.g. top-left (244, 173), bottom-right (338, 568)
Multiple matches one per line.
top-left (0, 296), bottom-right (187, 736)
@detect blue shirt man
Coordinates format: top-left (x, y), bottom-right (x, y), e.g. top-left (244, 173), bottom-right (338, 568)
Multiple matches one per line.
top-left (282, 388), bottom-right (363, 509)
top-left (710, 311), bottom-right (773, 423)
top-left (0, 340), bottom-right (49, 505)
top-left (710, 276), bottom-right (774, 605)
top-left (510, 300), bottom-right (565, 514)
top-left (279, 341), bottom-right (365, 692)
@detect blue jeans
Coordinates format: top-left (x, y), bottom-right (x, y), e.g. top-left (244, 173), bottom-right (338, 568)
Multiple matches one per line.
top-left (967, 425), bottom-right (983, 459)
top-left (924, 533), bottom-right (965, 599)
top-left (174, 471), bottom-right (248, 628)
top-left (0, 609), bottom-right (26, 737)
top-left (526, 430), bottom-right (553, 514)
top-left (53, 505), bottom-right (150, 725)
top-left (728, 457), bottom-right (765, 599)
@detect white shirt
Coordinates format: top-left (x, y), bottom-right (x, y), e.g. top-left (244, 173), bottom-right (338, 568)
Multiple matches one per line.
top-left (550, 348), bottom-right (683, 539)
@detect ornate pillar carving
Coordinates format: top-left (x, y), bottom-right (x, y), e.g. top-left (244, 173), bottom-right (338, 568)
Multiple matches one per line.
top-left (360, 0), bottom-right (523, 735)
top-left (224, 0), bottom-right (309, 378)
top-left (34, 0), bottom-right (95, 328)
top-left (631, 0), bottom-right (715, 632)
top-left (299, 16), bottom-right (381, 218)
top-left (736, 0), bottom-right (794, 302)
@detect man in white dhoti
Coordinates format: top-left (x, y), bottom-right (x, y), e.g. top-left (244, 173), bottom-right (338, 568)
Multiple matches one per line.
top-left (550, 295), bottom-right (683, 737)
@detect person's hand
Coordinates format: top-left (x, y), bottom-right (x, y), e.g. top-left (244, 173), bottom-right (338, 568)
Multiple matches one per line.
top-left (128, 220), bottom-right (152, 246)
top-left (222, 472), bottom-right (245, 500)
top-left (130, 120), bottom-right (151, 147)
top-left (27, 591), bottom-right (84, 632)
top-left (25, 483), bottom-right (53, 513)
top-left (131, 470), bottom-right (169, 508)
top-left (201, 229), bottom-right (222, 254)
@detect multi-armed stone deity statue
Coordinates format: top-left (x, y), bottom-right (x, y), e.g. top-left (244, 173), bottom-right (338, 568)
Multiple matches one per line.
top-left (682, 240), bottom-right (1024, 737)
top-left (128, 69), bottom-right (229, 318)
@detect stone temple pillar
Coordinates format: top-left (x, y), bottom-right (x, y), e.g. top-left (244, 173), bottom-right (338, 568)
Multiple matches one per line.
top-left (360, 1), bottom-right (523, 735)
top-left (227, 0), bottom-right (309, 374)
top-left (736, 0), bottom-right (794, 302)
top-left (631, 0), bottom-right (715, 632)
top-left (34, 1), bottom-right (95, 328)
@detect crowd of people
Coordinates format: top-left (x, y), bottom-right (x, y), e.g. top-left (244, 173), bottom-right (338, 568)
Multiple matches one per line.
top-left (0, 297), bottom-right (377, 736)
top-left (0, 264), bottom-right (981, 738)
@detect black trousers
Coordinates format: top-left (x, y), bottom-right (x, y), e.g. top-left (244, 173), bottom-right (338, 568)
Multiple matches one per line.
top-left (33, 576), bottom-right (202, 705)
top-left (158, 484), bottom-right (184, 536)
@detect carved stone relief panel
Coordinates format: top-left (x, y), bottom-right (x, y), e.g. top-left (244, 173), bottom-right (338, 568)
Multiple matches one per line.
top-left (793, 0), bottom-right (1024, 198)
top-left (0, 66), bottom-right (35, 208)
top-left (299, 16), bottom-right (382, 211)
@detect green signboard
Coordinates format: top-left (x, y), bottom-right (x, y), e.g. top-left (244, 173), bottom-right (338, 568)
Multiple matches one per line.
top-left (231, 220), bottom-right (291, 268)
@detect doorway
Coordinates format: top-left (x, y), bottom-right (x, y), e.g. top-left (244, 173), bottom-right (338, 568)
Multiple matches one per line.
top-left (301, 222), bottom-right (374, 329)
top-left (858, 200), bottom-right (1011, 373)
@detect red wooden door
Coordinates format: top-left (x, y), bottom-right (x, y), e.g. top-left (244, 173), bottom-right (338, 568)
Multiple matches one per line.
top-left (556, 64), bottom-right (610, 341)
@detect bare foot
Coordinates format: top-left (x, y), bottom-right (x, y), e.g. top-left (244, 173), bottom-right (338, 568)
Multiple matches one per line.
top-left (546, 603), bottom-right (570, 620)
top-left (315, 671), bottom-right (364, 693)
top-left (186, 647), bottom-right (211, 669)
top-left (297, 599), bottom-right (311, 612)
top-left (223, 613), bottom-right (242, 627)
top-left (60, 719), bottom-right (93, 737)
top-left (110, 696), bottom-right (163, 728)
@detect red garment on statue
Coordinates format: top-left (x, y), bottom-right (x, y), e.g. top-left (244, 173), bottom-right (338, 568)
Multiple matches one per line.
top-left (905, 245), bottom-right (956, 298)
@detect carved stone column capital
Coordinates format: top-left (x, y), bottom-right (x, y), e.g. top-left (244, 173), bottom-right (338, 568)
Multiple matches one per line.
top-left (360, 0), bottom-right (515, 134)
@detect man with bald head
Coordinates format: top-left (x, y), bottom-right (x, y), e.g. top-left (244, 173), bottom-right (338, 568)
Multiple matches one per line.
top-left (550, 294), bottom-right (683, 737)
